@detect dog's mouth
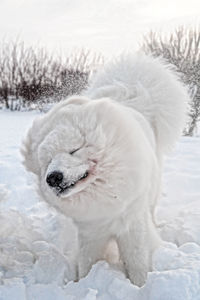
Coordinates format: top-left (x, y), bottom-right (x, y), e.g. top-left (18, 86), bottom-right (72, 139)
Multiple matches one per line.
top-left (55, 171), bottom-right (89, 196)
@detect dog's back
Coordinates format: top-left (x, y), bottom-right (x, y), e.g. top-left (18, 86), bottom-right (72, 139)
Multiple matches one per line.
top-left (86, 53), bottom-right (188, 154)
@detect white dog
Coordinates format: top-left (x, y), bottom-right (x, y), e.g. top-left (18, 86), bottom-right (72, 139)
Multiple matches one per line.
top-left (21, 53), bottom-right (188, 286)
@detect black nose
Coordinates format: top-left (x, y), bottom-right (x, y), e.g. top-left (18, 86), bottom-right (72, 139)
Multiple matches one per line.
top-left (46, 171), bottom-right (63, 187)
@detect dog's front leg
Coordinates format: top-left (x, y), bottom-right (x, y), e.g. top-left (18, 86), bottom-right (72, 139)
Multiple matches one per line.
top-left (117, 212), bottom-right (160, 287)
top-left (78, 234), bottom-right (108, 280)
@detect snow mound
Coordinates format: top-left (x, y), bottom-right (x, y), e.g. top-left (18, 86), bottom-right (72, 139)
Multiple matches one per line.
top-left (0, 229), bottom-right (200, 300)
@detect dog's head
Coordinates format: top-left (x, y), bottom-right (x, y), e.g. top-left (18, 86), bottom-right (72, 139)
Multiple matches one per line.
top-left (21, 96), bottom-right (154, 221)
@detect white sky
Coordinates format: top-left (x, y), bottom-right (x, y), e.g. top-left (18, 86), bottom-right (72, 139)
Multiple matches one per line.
top-left (0, 0), bottom-right (200, 57)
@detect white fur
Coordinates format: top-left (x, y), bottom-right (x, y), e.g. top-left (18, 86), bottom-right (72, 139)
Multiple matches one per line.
top-left (21, 53), bottom-right (188, 286)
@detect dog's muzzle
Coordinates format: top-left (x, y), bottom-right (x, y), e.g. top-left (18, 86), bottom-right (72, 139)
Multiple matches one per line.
top-left (46, 170), bottom-right (89, 194)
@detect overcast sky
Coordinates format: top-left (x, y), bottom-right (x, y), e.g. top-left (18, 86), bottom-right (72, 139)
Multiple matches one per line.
top-left (0, 0), bottom-right (200, 56)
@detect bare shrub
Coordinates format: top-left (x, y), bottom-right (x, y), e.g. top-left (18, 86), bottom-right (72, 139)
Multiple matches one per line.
top-left (0, 41), bottom-right (103, 110)
top-left (142, 27), bottom-right (200, 136)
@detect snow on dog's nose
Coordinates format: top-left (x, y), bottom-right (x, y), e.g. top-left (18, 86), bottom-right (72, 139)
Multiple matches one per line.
top-left (46, 171), bottom-right (64, 187)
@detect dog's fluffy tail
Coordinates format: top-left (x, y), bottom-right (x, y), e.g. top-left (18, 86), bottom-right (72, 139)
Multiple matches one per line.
top-left (86, 53), bottom-right (188, 153)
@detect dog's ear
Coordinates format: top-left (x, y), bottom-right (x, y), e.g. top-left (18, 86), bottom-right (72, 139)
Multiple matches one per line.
top-left (65, 96), bottom-right (90, 106)
top-left (49, 96), bottom-right (90, 114)
top-left (21, 115), bottom-right (44, 175)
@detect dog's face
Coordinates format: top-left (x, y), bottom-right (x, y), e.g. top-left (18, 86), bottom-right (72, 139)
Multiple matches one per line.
top-left (22, 96), bottom-right (153, 221)
top-left (38, 116), bottom-right (103, 201)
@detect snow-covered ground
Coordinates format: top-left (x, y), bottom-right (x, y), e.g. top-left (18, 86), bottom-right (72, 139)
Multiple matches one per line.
top-left (0, 110), bottom-right (200, 300)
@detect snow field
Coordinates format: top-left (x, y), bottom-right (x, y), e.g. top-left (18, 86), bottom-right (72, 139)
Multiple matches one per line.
top-left (0, 110), bottom-right (200, 299)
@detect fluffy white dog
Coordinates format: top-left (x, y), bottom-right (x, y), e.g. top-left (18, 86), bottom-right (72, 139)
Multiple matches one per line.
top-left (22, 53), bottom-right (188, 286)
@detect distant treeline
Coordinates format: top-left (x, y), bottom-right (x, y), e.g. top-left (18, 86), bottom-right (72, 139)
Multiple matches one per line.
top-left (1, 26), bottom-right (200, 136)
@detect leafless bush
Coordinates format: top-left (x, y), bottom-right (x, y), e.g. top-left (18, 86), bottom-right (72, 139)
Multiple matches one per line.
top-left (0, 41), bottom-right (103, 110)
top-left (142, 27), bottom-right (200, 136)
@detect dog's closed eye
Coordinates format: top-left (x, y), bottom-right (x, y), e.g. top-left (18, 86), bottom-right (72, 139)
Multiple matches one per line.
top-left (69, 148), bottom-right (81, 155)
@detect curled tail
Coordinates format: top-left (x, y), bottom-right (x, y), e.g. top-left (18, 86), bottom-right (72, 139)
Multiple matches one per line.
top-left (86, 53), bottom-right (188, 153)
